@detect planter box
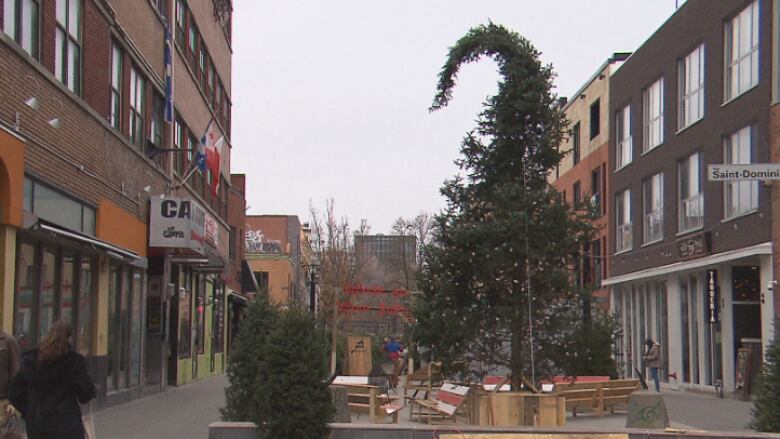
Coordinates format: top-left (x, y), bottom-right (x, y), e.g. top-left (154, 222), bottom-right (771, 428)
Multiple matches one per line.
top-left (468, 389), bottom-right (565, 427)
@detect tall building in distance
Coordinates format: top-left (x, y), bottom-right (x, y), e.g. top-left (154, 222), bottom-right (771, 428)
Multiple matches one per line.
top-left (354, 234), bottom-right (417, 290)
top-left (0, 0), bottom-right (235, 406)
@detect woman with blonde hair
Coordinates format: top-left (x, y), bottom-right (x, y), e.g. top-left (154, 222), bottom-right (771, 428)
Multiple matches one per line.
top-left (9, 320), bottom-right (95, 438)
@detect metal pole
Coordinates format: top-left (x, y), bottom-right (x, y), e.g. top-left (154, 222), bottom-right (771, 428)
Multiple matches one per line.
top-left (524, 151), bottom-right (535, 384)
top-left (309, 269), bottom-right (316, 315)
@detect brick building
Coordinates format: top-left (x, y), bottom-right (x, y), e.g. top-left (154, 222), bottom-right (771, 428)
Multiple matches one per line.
top-left (549, 53), bottom-right (629, 311)
top-left (245, 215), bottom-right (303, 305)
top-left (0, 0), bottom-right (235, 406)
top-left (605, 0), bottom-right (774, 395)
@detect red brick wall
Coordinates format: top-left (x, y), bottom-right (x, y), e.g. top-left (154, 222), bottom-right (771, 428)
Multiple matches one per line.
top-left (226, 174), bottom-right (246, 292)
top-left (82, 0), bottom-right (110, 120)
top-left (0, 40), bottom-right (169, 223)
top-left (40, 0), bottom-right (55, 74)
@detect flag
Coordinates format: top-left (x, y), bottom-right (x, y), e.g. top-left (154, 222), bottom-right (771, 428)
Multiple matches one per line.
top-left (164, 25), bottom-right (174, 123)
top-left (199, 118), bottom-right (223, 196)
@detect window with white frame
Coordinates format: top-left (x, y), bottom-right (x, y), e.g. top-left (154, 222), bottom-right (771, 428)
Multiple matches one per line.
top-left (643, 78), bottom-right (664, 152)
top-left (129, 67), bottom-right (145, 149)
top-left (643, 173), bottom-right (664, 244)
top-left (616, 189), bottom-right (632, 253)
top-left (3, 0), bottom-right (40, 59)
top-left (616, 104), bottom-right (632, 169)
top-left (679, 152), bottom-right (703, 232)
top-left (679, 44), bottom-right (705, 129)
top-left (724, 125), bottom-right (758, 218)
top-left (109, 42), bottom-right (122, 130)
top-left (725, 0), bottom-right (759, 101)
top-left (55, 0), bottom-right (81, 94)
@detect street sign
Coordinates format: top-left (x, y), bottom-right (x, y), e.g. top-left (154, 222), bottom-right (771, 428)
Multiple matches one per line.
top-left (708, 164), bottom-right (780, 181)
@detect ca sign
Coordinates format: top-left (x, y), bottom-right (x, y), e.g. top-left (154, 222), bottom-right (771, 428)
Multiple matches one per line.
top-left (149, 197), bottom-right (206, 254)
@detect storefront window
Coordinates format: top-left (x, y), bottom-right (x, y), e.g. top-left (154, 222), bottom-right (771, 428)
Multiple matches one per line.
top-left (178, 270), bottom-right (192, 359)
top-left (77, 258), bottom-right (93, 355)
top-left (107, 265), bottom-right (118, 391)
top-left (14, 242), bottom-right (36, 351)
top-left (60, 253), bottom-right (75, 324)
top-left (680, 278), bottom-right (691, 383)
top-left (625, 288), bottom-right (634, 377)
top-left (213, 284), bottom-right (224, 354)
top-left (39, 249), bottom-right (56, 340)
top-left (690, 276), bottom-right (700, 385)
top-left (197, 276), bottom-right (206, 355)
top-left (657, 282), bottom-right (669, 382)
top-left (130, 271), bottom-right (142, 387)
top-left (108, 265), bottom-right (142, 392)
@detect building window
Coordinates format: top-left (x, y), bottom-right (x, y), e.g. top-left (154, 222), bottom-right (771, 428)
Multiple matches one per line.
top-left (724, 125), bottom-right (758, 218)
top-left (678, 44), bottom-right (705, 129)
top-left (643, 78), bottom-right (664, 152)
top-left (109, 42), bottom-right (122, 130)
top-left (55, 0), bottom-right (81, 94)
top-left (590, 99), bottom-right (600, 140)
top-left (616, 104), bottom-right (632, 169)
top-left (616, 189), bottom-right (632, 253)
top-left (174, 117), bottom-right (184, 175)
top-left (591, 167), bottom-right (602, 216)
top-left (23, 176), bottom-right (95, 236)
top-left (129, 67), bottom-right (145, 149)
top-left (2, 0), bottom-right (40, 59)
top-left (188, 22), bottom-right (197, 66)
top-left (196, 276), bottom-right (206, 355)
top-left (679, 152), bottom-right (703, 232)
top-left (725, 0), bottom-right (759, 101)
top-left (572, 122), bottom-right (581, 165)
top-left (573, 181), bottom-right (581, 206)
top-left (175, 0), bottom-right (185, 47)
top-left (643, 173), bottom-right (663, 244)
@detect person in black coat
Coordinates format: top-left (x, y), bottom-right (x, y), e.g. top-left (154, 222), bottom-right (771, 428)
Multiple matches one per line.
top-left (9, 320), bottom-right (96, 439)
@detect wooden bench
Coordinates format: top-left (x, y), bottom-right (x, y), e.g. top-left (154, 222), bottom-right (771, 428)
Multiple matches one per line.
top-left (331, 377), bottom-right (402, 423)
top-left (555, 378), bottom-right (640, 417)
top-left (403, 362), bottom-right (442, 399)
top-left (408, 383), bottom-right (470, 424)
top-left (598, 379), bottom-right (641, 415)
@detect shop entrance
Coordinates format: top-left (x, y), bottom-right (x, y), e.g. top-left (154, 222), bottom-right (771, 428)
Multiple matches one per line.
top-left (732, 266), bottom-right (762, 394)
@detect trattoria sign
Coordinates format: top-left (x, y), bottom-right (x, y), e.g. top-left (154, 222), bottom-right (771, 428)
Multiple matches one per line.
top-left (149, 197), bottom-right (205, 254)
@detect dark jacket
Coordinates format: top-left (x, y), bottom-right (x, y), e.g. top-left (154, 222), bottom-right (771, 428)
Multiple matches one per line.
top-left (9, 348), bottom-right (95, 439)
top-left (0, 332), bottom-right (20, 398)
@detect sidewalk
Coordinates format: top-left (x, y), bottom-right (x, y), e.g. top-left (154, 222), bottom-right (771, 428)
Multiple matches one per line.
top-left (93, 374), bottom-right (226, 439)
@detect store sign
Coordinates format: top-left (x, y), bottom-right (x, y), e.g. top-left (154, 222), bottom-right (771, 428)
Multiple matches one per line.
top-left (707, 269), bottom-right (719, 323)
top-left (677, 232), bottom-right (710, 260)
top-left (149, 197), bottom-right (205, 254)
top-left (204, 213), bottom-right (219, 246)
top-left (708, 163), bottom-right (780, 181)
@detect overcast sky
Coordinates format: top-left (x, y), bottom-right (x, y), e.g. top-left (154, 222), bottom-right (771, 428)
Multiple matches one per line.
top-left (231, 1), bottom-right (680, 234)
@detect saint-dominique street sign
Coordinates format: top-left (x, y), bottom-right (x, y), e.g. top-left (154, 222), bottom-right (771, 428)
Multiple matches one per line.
top-left (708, 164), bottom-right (780, 181)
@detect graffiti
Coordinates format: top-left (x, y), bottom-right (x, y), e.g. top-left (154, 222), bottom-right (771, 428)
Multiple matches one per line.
top-left (245, 228), bottom-right (283, 254)
top-left (637, 401), bottom-right (661, 423)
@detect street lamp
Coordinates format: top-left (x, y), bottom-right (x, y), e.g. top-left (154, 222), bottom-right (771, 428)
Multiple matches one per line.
top-left (303, 264), bottom-right (319, 315)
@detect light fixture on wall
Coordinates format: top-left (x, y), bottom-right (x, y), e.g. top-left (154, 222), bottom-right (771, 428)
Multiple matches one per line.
top-left (47, 97), bottom-right (64, 129)
top-left (24, 96), bottom-right (40, 110)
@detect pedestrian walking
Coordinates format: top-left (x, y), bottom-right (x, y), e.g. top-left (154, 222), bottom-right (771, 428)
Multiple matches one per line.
top-left (644, 337), bottom-right (662, 392)
top-left (383, 337), bottom-right (403, 388)
top-left (0, 330), bottom-right (22, 437)
top-left (9, 320), bottom-right (96, 439)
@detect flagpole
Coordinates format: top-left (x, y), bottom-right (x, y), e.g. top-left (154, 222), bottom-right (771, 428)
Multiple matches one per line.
top-left (164, 21), bottom-right (176, 195)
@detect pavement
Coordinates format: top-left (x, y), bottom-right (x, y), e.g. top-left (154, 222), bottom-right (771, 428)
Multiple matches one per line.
top-left (93, 374), bottom-right (227, 439)
top-left (93, 374), bottom-right (756, 438)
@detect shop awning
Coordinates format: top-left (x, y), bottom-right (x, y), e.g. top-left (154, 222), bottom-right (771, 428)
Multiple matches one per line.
top-left (34, 222), bottom-right (147, 268)
top-left (241, 260), bottom-right (259, 293)
top-left (602, 241), bottom-right (771, 286)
